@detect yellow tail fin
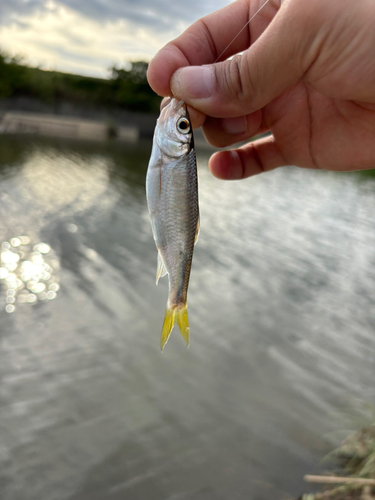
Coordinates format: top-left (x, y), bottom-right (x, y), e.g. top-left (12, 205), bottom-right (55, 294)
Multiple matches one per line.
top-left (160, 303), bottom-right (190, 350)
top-left (161, 307), bottom-right (176, 350)
top-left (176, 304), bottom-right (189, 347)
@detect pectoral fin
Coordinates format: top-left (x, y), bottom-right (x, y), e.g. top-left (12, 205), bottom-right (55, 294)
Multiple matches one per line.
top-left (156, 251), bottom-right (167, 285)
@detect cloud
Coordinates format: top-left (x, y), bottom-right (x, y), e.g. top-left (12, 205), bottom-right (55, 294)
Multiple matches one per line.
top-left (1, 0), bottom-right (232, 33)
top-left (0, 0), bottom-right (43, 24)
top-left (0, 0), bottom-right (233, 77)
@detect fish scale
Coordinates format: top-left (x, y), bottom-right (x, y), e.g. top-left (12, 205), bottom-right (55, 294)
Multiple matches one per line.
top-left (160, 151), bottom-right (198, 306)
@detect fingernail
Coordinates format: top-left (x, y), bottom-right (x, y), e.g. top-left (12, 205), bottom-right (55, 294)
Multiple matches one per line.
top-left (171, 66), bottom-right (213, 99)
top-left (222, 116), bottom-right (247, 135)
top-left (226, 151), bottom-right (243, 180)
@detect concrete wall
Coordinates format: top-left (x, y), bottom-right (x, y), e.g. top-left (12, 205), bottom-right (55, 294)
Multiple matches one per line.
top-left (0, 97), bottom-right (158, 139)
top-left (0, 111), bottom-right (139, 142)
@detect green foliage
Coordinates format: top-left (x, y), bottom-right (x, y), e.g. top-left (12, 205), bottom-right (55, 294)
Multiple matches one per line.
top-left (0, 50), bottom-right (29, 98)
top-left (109, 61), bottom-right (158, 112)
top-left (0, 49), bottom-right (160, 112)
top-left (111, 61), bottom-right (148, 84)
top-left (300, 422), bottom-right (375, 500)
top-left (332, 424), bottom-right (375, 478)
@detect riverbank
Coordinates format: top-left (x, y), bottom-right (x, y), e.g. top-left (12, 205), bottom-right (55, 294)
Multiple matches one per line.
top-left (298, 424), bottom-right (375, 500)
top-left (0, 55), bottom-right (160, 113)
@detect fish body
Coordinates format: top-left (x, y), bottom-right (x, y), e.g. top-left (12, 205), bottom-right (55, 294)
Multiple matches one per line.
top-left (146, 98), bottom-right (199, 349)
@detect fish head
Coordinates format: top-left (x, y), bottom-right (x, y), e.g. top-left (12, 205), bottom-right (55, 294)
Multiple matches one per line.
top-left (155, 98), bottom-right (193, 158)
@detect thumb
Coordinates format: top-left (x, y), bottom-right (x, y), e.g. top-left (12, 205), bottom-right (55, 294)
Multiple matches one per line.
top-left (170, 0), bottom-right (317, 118)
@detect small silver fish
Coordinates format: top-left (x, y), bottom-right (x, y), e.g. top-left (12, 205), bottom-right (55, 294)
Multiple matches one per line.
top-left (146, 98), bottom-right (199, 350)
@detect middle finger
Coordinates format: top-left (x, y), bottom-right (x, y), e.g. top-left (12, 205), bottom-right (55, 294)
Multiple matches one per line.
top-left (202, 110), bottom-right (267, 148)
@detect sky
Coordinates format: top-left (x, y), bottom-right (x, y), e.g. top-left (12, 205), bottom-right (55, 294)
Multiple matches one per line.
top-left (0, 0), bottom-right (233, 78)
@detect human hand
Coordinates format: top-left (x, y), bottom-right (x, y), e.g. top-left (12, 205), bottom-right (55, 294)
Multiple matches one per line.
top-left (147, 0), bottom-right (375, 180)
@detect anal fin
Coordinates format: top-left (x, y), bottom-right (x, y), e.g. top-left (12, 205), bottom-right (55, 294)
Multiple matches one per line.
top-left (156, 251), bottom-right (167, 285)
top-left (194, 216), bottom-right (200, 245)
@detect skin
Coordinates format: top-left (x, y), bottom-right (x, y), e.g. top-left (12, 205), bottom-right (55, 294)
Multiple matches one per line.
top-left (147, 0), bottom-right (375, 180)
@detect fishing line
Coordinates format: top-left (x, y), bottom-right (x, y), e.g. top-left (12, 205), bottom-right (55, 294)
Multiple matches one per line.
top-left (214, 0), bottom-right (272, 63)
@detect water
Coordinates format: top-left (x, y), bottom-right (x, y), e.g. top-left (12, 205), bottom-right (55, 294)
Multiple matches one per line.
top-left (0, 134), bottom-right (374, 500)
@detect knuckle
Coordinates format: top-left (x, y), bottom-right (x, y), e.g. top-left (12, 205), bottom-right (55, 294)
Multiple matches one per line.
top-left (231, 54), bottom-right (256, 107)
top-left (215, 54), bottom-right (255, 107)
top-left (195, 19), bottom-right (218, 61)
top-left (228, 56), bottom-right (245, 100)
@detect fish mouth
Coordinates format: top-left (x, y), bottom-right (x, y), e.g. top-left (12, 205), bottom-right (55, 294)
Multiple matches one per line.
top-left (160, 97), bottom-right (172, 111)
top-left (161, 98), bottom-right (184, 112)
top-left (173, 99), bottom-right (185, 111)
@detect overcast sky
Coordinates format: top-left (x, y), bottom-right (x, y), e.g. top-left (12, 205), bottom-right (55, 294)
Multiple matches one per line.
top-left (0, 0), bottom-right (232, 78)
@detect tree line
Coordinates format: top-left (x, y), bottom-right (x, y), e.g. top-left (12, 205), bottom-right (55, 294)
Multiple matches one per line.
top-left (0, 51), bottom-right (160, 113)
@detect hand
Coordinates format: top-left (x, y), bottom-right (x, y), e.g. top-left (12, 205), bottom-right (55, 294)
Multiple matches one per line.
top-left (147, 0), bottom-right (375, 180)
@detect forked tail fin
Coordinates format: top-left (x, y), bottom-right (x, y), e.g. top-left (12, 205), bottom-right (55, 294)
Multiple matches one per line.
top-left (160, 303), bottom-right (190, 350)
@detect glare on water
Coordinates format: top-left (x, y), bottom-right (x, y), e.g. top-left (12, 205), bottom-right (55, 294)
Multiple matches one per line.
top-left (0, 237), bottom-right (59, 312)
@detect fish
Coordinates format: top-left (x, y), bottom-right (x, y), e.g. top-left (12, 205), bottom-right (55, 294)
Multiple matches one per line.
top-left (146, 98), bottom-right (199, 350)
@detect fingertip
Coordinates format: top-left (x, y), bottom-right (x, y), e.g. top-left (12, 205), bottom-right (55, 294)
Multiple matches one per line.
top-left (209, 136), bottom-right (287, 181)
top-left (147, 47), bottom-right (182, 97)
top-left (209, 150), bottom-right (243, 180)
top-left (187, 106), bottom-right (206, 130)
top-left (202, 111), bottom-right (264, 148)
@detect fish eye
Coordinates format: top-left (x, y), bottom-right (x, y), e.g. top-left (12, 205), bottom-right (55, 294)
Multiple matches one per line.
top-left (177, 118), bottom-right (191, 134)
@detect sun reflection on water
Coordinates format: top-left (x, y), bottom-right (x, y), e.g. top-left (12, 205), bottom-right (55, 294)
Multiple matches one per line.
top-left (0, 236), bottom-right (59, 313)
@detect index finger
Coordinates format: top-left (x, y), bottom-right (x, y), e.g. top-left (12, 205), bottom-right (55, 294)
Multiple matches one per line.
top-left (147, 1), bottom-right (252, 97)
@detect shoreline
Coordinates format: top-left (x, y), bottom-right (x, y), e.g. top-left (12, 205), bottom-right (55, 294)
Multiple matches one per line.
top-left (0, 108), bottom-right (216, 150)
top-left (0, 111), bottom-right (139, 143)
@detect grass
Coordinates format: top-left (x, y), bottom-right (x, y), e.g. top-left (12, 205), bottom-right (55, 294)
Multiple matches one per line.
top-left (300, 423), bottom-right (375, 500)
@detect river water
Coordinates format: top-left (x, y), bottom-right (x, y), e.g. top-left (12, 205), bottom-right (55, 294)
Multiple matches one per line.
top-left (0, 134), bottom-right (374, 500)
